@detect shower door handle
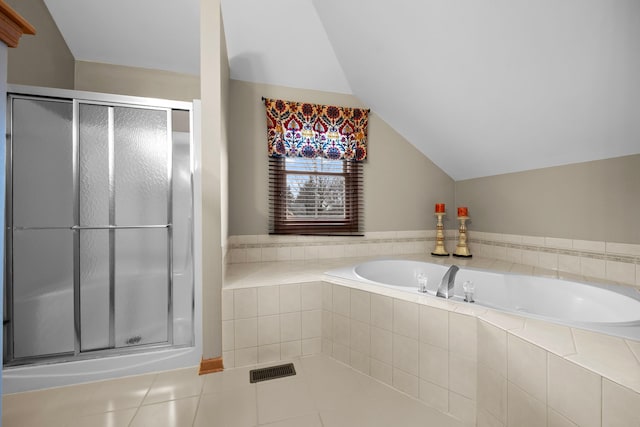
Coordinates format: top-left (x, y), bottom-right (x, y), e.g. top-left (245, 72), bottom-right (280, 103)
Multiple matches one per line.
top-left (70, 225), bottom-right (171, 230)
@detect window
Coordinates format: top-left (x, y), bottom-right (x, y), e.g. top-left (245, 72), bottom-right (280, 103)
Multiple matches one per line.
top-left (269, 157), bottom-right (362, 235)
top-left (263, 98), bottom-right (368, 236)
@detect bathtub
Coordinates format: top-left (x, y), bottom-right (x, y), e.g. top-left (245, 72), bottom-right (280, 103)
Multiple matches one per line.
top-left (325, 259), bottom-right (640, 340)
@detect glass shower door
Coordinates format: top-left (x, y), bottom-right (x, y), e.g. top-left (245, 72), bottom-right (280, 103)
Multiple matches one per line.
top-left (10, 98), bottom-right (75, 359)
top-left (78, 103), bottom-right (171, 351)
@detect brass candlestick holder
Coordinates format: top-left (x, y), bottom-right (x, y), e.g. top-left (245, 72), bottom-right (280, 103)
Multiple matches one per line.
top-left (453, 216), bottom-right (472, 258)
top-left (431, 212), bottom-right (449, 256)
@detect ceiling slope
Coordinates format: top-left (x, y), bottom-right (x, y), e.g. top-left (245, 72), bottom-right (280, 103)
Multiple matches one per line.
top-left (312, 0), bottom-right (640, 180)
top-left (43, 0), bottom-right (640, 180)
top-left (43, 0), bottom-right (200, 75)
top-left (221, 0), bottom-right (351, 94)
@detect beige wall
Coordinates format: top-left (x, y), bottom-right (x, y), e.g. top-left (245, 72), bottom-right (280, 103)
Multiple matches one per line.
top-left (227, 79), bottom-right (455, 236)
top-left (200, 0), bottom-right (227, 360)
top-left (455, 154), bottom-right (640, 244)
top-left (6, 0), bottom-right (74, 89)
top-left (75, 61), bottom-right (200, 102)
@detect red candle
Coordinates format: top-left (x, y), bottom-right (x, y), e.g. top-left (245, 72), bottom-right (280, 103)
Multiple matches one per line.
top-left (458, 207), bottom-right (468, 217)
top-left (435, 203), bottom-right (445, 213)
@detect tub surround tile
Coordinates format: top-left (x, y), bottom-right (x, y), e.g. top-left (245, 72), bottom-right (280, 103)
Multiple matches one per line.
top-left (478, 321), bottom-right (507, 376)
top-left (506, 381), bottom-right (546, 427)
top-left (371, 294), bottom-right (393, 330)
top-left (568, 328), bottom-right (640, 390)
top-left (558, 254), bottom-right (581, 275)
top-left (370, 359), bottom-right (393, 385)
top-left (605, 260), bottom-right (636, 285)
top-left (301, 310), bottom-right (322, 340)
top-left (448, 313), bottom-right (477, 360)
top-left (448, 391), bottom-right (476, 425)
top-left (548, 354), bottom-right (602, 427)
top-left (301, 282), bottom-right (323, 311)
top-left (545, 237), bottom-right (573, 249)
top-left (371, 326), bottom-right (393, 364)
top-left (572, 239), bottom-right (606, 253)
top-left (627, 339), bottom-right (640, 363)
top-left (280, 312), bottom-right (302, 342)
top-left (419, 305), bottom-right (449, 349)
top-left (234, 317), bottom-right (258, 349)
top-left (478, 310), bottom-right (525, 331)
top-left (392, 334), bottom-right (419, 376)
top-left (602, 379), bottom-right (640, 427)
top-left (419, 342), bottom-right (449, 388)
top-left (222, 290), bottom-right (234, 321)
top-left (222, 320), bottom-right (235, 351)
top-left (258, 286), bottom-right (280, 316)
top-left (581, 257), bottom-right (607, 280)
top-left (478, 365), bottom-right (507, 424)
top-left (234, 288), bottom-right (257, 319)
top-left (350, 289), bottom-right (371, 324)
top-left (392, 367), bottom-right (420, 398)
top-left (507, 335), bottom-right (547, 403)
top-left (477, 408), bottom-right (505, 427)
top-left (350, 349), bottom-right (370, 375)
top-left (332, 285), bottom-right (351, 317)
top-left (280, 284), bottom-right (301, 313)
top-left (350, 320), bottom-right (371, 355)
top-left (511, 318), bottom-right (576, 357)
top-left (302, 337), bottom-right (322, 355)
top-left (281, 340), bottom-right (302, 359)
top-left (448, 353), bottom-right (477, 400)
top-left (419, 379), bottom-right (449, 413)
top-left (258, 343), bottom-right (281, 363)
top-left (606, 242), bottom-right (640, 257)
top-left (322, 283), bottom-right (333, 311)
top-left (547, 407), bottom-right (579, 427)
top-left (332, 314), bottom-right (350, 347)
top-left (393, 299), bottom-right (420, 339)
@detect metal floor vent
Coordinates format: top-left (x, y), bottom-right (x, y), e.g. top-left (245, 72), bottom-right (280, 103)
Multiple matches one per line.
top-left (249, 363), bottom-right (296, 383)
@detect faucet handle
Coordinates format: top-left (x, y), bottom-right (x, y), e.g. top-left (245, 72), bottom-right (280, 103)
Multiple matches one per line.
top-left (463, 281), bottom-right (475, 303)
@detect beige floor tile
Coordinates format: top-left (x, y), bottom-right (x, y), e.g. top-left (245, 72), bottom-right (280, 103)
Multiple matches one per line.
top-left (193, 387), bottom-right (257, 427)
top-left (65, 408), bottom-right (137, 427)
top-left (81, 374), bottom-right (156, 415)
top-left (257, 376), bottom-right (316, 424)
top-left (130, 396), bottom-right (199, 427)
top-left (143, 366), bottom-right (204, 405)
top-left (202, 364), bottom-right (256, 394)
top-left (260, 413), bottom-right (323, 427)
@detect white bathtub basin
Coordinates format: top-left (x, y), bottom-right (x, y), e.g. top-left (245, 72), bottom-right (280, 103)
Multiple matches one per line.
top-left (326, 259), bottom-right (640, 339)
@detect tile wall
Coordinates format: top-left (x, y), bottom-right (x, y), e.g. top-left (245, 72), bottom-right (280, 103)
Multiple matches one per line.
top-left (319, 283), bottom-right (478, 425)
top-left (222, 282), bottom-right (324, 368)
top-left (226, 231), bottom-right (640, 287)
top-left (224, 281), bottom-right (640, 426)
top-left (476, 319), bottom-right (640, 427)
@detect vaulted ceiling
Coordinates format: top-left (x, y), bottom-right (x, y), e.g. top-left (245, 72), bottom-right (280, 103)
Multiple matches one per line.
top-left (44, 0), bottom-right (640, 180)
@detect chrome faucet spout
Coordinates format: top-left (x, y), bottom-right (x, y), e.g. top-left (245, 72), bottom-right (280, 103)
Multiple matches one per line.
top-left (437, 265), bottom-right (459, 299)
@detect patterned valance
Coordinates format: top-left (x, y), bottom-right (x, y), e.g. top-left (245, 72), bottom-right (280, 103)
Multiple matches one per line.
top-left (264, 98), bottom-right (369, 161)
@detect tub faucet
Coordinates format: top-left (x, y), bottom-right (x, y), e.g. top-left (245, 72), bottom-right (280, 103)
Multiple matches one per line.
top-left (437, 265), bottom-right (459, 299)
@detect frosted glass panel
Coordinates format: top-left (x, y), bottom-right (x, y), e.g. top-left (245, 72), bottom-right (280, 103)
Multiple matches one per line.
top-left (172, 124), bottom-right (193, 346)
top-left (80, 230), bottom-right (110, 351)
top-left (12, 98), bottom-right (73, 228)
top-left (79, 104), bottom-right (109, 226)
top-left (13, 229), bottom-right (74, 358)
top-left (115, 229), bottom-right (168, 347)
top-left (114, 107), bottom-right (168, 226)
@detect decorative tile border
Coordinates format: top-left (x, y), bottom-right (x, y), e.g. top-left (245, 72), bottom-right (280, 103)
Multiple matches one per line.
top-left (226, 230), bottom-right (639, 286)
top-left (470, 238), bottom-right (639, 264)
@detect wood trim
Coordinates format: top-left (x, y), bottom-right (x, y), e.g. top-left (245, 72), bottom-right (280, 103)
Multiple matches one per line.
top-left (0, 1), bottom-right (36, 48)
top-left (198, 356), bottom-right (224, 375)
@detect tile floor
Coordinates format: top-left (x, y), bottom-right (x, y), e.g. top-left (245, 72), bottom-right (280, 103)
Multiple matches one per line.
top-left (2, 354), bottom-right (465, 427)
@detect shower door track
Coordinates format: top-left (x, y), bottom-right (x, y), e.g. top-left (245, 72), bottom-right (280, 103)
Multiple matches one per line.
top-left (4, 87), bottom-right (193, 366)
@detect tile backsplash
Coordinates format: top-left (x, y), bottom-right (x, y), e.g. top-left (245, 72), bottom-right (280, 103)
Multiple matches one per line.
top-left (226, 231), bottom-right (640, 287)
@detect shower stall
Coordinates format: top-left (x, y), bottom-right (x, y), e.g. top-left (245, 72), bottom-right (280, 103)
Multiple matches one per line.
top-left (3, 86), bottom-right (198, 381)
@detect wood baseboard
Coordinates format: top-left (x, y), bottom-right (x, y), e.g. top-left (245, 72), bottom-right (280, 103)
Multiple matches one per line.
top-left (199, 356), bottom-right (224, 375)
